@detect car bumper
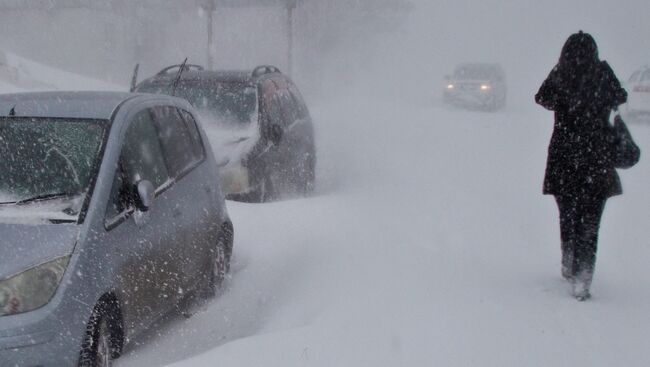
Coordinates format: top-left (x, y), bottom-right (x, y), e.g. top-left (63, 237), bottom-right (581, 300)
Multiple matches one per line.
top-left (444, 90), bottom-right (494, 107)
top-left (0, 334), bottom-right (77, 366)
top-left (0, 299), bottom-right (89, 366)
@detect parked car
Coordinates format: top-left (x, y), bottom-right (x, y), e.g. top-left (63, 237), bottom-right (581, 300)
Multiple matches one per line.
top-left (0, 91), bottom-right (233, 366)
top-left (134, 64), bottom-right (316, 202)
top-left (625, 65), bottom-right (650, 117)
top-left (443, 63), bottom-right (507, 111)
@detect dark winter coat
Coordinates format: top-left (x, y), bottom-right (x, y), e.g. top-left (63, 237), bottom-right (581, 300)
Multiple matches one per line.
top-left (535, 32), bottom-right (627, 198)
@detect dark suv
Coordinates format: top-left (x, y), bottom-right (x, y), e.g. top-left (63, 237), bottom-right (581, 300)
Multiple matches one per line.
top-left (134, 65), bottom-right (316, 202)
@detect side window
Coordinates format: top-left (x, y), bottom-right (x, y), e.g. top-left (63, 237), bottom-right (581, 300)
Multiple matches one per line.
top-left (105, 167), bottom-right (129, 221)
top-left (629, 71), bottom-right (641, 83)
top-left (105, 110), bottom-right (169, 221)
top-left (122, 110), bottom-right (169, 189)
top-left (278, 90), bottom-right (298, 126)
top-left (151, 106), bottom-right (195, 178)
top-left (641, 71), bottom-right (650, 82)
top-left (289, 85), bottom-right (309, 120)
top-left (179, 109), bottom-right (206, 162)
top-left (266, 93), bottom-right (284, 126)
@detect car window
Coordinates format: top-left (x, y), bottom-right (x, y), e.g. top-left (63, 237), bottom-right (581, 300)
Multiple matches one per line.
top-left (629, 71), bottom-right (641, 83)
top-left (289, 85), bottom-right (309, 120)
top-left (151, 106), bottom-right (196, 178)
top-left (105, 166), bottom-right (130, 220)
top-left (122, 110), bottom-right (169, 189)
top-left (641, 70), bottom-right (650, 82)
top-left (179, 109), bottom-right (206, 162)
top-left (278, 90), bottom-right (298, 126)
top-left (265, 93), bottom-right (284, 127)
top-left (106, 110), bottom-right (169, 221)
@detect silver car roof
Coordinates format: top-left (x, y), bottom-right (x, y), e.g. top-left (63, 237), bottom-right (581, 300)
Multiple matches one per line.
top-left (0, 91), bottom-right (142, 120)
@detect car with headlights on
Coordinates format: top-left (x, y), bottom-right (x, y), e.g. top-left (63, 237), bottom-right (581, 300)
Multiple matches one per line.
top-left (0, 91), bottom-right (233, 366)
top-left (443, 63), bottom-right (507, 111)
top-left (625, 65), bottom-right (650, 117)
top-left (134, 64), bottom-right (316, 202)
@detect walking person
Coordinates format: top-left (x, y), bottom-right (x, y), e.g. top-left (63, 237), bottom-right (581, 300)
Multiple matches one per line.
top-left (535, 31), bottom-right (627, 301)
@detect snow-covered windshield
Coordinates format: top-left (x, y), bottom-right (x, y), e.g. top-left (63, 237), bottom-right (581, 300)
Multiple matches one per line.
top-left (0, 118), bottom-right (105, 216)
top-left (139, 81), bottom-right (258, 127)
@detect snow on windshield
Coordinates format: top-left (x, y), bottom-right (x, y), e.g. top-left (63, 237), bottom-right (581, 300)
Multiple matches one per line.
top-left (0, 119), bottom-right (104, 214)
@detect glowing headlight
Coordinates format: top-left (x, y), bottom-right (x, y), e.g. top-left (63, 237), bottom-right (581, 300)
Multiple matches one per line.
top-left (0, 256), bottom-right (69, 317)
top-left (480, 84), bottom-right (491, 90)
top-left (220, 165), bottom-right (250, 194)
top-left (446, 84), bottom-right (455, 89)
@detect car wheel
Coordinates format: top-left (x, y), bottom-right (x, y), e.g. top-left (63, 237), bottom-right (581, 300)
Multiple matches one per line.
top-left (251, 173), bottom-right (275, 203)
top-left (301, 155), bottom-right (316, 194)
top-left (79, 307), bottom-right (115, 367)
top-left (209, 225), bottom-right (233, 294)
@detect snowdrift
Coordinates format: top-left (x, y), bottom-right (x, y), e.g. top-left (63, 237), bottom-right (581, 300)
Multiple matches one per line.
top-left (0, 50), bottom-right (121, 93)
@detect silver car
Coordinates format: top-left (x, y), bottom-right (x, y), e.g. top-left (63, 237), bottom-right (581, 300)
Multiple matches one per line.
top-left (0, 92), bottom-right (233, 366)
top-left (625, 65), bottom-right (650, 117)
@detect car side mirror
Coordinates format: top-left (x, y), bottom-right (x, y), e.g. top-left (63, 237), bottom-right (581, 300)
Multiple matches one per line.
top-left (135, 180), bottom-right (155, 212)
top-left (269, 124), bottom-right (283, 145)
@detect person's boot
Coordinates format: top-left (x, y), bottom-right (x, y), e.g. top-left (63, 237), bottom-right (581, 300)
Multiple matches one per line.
top-left (561, 244), bottom-right (575, 281)
top-left (572, 270), bottom-right (592, 301)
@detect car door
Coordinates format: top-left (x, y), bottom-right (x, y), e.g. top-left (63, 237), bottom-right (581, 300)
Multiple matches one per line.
top-left (150, 106), bottom-right (211, 291)
top-left (104, 108), bottom-right (177, 332)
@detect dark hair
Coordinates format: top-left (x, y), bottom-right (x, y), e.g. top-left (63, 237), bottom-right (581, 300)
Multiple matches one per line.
top-left (559, 31), bottom-right (599, 67)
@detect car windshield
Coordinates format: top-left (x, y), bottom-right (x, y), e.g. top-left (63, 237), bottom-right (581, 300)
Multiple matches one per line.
top-left (139, 81), bottom-right (258, 127)
top-left (0, 118), bottom-right (106, 219)
top-left (454, 65), bottom-right (498, 80)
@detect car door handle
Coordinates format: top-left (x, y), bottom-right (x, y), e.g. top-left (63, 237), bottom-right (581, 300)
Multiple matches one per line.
top-left (173, 208), bottom-right (182, 218)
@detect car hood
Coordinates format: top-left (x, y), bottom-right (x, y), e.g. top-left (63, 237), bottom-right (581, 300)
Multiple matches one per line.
top-left (0, 223), bottom-right (79, 280)
top-left (202, 123), bottom-right (260, 168)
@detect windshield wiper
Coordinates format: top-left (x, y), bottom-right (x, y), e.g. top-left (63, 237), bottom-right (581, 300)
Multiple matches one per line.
top-left (13, 192), bottom-right (79, 206)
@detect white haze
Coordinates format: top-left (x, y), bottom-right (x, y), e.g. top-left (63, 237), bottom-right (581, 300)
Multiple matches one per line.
top-left (0, 1), bottom-right (649, 366)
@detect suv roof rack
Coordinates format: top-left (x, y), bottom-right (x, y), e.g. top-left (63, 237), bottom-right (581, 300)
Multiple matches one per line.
top-left (157, 64), bottom-right (204, 76)
top-left (252, 65), bottom-right (281, 77)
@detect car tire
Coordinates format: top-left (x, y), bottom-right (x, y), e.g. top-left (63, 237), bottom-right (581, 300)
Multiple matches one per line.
top-left (300, 154), bottom-right (316, 195)
top-left (250, 173), bottom-right (275, 203)
top-left (79, 305), bottom-right (117, 367)
top-left (208, 225), bottom-right (233, 295)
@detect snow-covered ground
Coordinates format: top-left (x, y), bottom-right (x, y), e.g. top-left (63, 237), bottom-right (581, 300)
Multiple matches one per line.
top-left (114, 94), bottom-right (650, 366)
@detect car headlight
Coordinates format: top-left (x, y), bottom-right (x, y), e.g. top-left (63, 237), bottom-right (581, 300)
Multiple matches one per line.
top-left (480, 84), bottom-right (491, 91)
top-left (446, 84), bottom-right (454, 89)
top-left (220, 165), bottom-right (250, 194)
top-left (0, 256), bottom-right (69, 317)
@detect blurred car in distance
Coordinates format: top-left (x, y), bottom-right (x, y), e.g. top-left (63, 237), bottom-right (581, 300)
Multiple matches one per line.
top-left (625, 65), bottom-right (650, 117)
top-left (134, 64), bottom-right (316, 202)
top-left (0, 91), bottom-right (233, 366)
top-left (443, 63), bottom-right (507, 111)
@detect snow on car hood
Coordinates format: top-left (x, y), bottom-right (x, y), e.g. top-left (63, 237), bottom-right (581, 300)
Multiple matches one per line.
top-left (0, 222), bottom-right (79, 280)
top-left (201, 119), bottom-right (260, 168)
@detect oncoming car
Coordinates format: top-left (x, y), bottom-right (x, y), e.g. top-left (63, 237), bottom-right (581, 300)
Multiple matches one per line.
top-left (0, 92), bottom-right (233, 366)
top-left (625, 65), bottom-right (650, 117)
top-left (134, 64), bottom-right (316, 202)
top-left (443, 63), bottom-right (507, 111)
